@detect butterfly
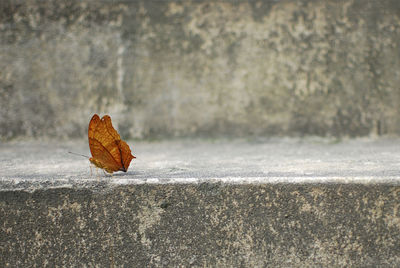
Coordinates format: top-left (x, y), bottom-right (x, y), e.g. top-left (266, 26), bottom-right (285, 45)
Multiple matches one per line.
top-left (88, 114), bottom-right (135, 174)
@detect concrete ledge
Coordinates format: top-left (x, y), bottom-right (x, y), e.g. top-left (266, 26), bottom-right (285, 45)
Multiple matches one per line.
top-left (1, 139), bottom-right (400, 266)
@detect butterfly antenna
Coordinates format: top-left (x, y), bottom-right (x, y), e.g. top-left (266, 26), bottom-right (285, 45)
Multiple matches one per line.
top-left (68, 151), bottom-right (90, 159)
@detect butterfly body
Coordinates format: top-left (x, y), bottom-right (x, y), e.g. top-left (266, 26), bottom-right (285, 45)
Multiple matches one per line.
top-left (89, 157), bottom-right (125, 173)
top-left (88, 114), bottom-right (135, 174)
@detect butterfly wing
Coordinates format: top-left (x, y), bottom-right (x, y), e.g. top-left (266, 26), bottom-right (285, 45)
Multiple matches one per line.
top-left (88, 114), bottom-right (123, 172)
top-left (117, 139), bottom-right (135, 171)
top-left (88, 114), bottom-right (101, 157)
top-left (103, 115), bottom-right (135, 171)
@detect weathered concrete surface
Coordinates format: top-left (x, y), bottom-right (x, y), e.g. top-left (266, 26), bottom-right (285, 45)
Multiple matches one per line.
top-left (2, 184), bottom-right (399, 267)
top-left (1, 139), bottom-right (400, 266)
top-left (1, 0), bottom-right (400, 140)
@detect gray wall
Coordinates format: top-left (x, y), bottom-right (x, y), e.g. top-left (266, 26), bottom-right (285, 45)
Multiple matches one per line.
top-left (1, 0), bottom-right (400, 140)
top-left (2, 184), bottom-right (399, 266)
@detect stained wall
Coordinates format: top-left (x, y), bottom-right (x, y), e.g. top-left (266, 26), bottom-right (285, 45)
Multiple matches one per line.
top-left (1, 0), bottom-right (400, 140)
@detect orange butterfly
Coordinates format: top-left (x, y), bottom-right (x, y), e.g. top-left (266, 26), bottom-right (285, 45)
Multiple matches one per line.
top-left (88, 114), bottom-right (135, 174)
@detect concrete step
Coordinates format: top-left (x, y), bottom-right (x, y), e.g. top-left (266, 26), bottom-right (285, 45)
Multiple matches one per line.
top-left (1, 138), bottom-right (399, 267)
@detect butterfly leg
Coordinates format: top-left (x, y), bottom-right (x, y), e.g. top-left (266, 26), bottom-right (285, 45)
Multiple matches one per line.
top-left (95, 167), bottom-right (100, 178)
top-left (102, 170), bottom-right (113, 178)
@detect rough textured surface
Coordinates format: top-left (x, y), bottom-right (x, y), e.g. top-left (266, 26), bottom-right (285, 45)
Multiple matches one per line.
top-left (1, 0), bottom-right (400, 140)
top-left (1, 139), bottom-right (400, 266)
top-left (1, 184), bottom-right (399, 267)
top-left (1, 138), bottom-right (400, 187)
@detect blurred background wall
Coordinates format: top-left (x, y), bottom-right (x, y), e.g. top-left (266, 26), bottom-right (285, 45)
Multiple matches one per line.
top-left (1, 0), bottom-right (400, 140)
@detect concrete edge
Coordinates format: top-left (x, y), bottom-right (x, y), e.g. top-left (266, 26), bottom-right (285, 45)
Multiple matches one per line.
top-left (1, 176), bottom-right (400, 193)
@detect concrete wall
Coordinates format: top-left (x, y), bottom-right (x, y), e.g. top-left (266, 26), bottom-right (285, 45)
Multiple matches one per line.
top-left (1, 184), bottom-right (399, 267)
top-left (1, 0), bottom-right (400, 140)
